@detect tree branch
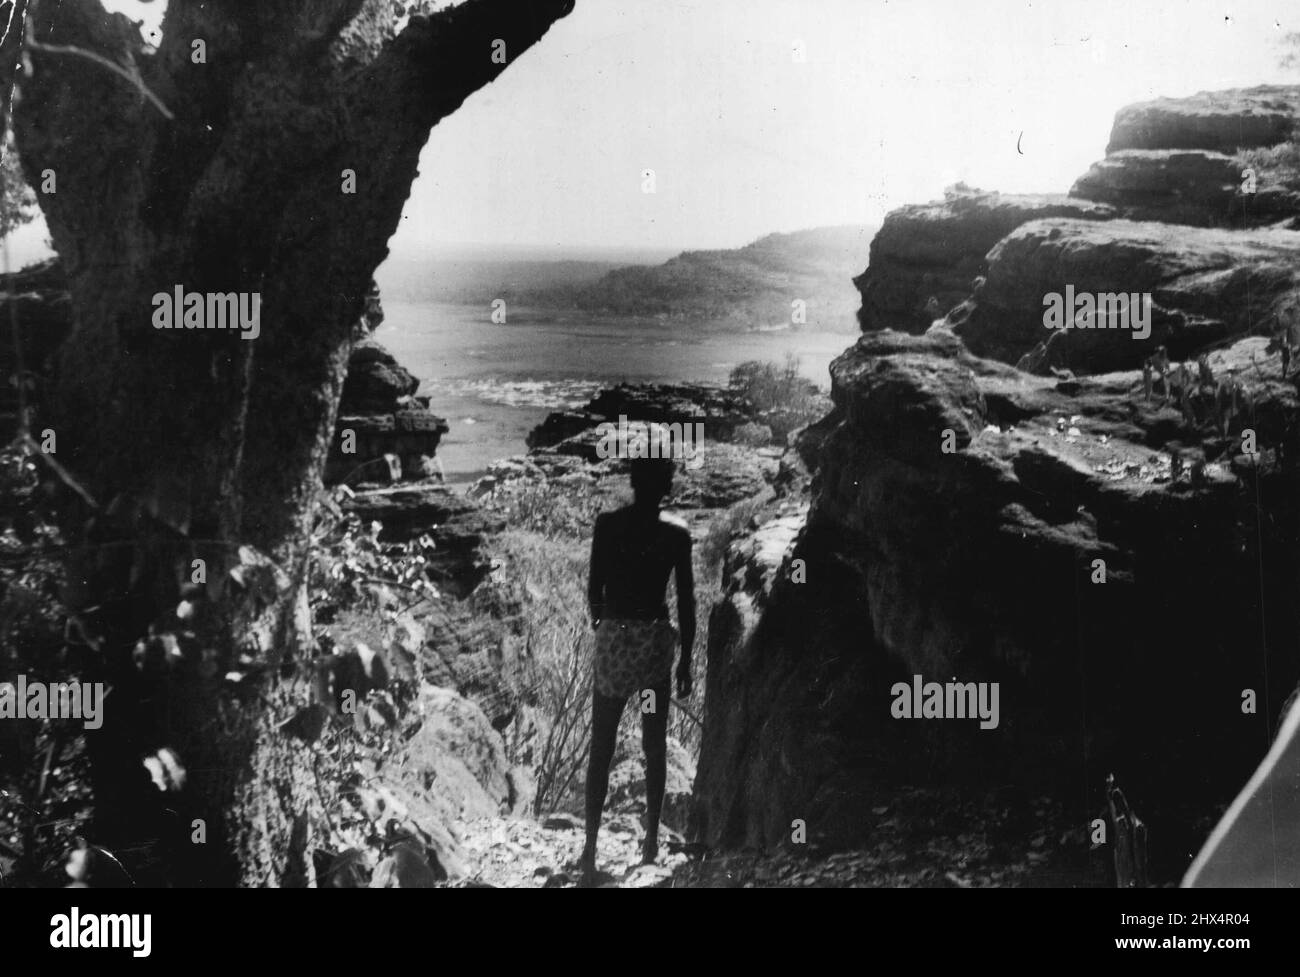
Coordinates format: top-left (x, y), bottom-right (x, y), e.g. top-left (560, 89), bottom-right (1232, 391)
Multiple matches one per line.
top-left (8, 0), bottom-right (161, 278)
top-left (0, 0), bottom-right (32, 130)
top-left (356, 0), bottom-right (575, 135)
top-left (24, 23), bottom-right (174, 120)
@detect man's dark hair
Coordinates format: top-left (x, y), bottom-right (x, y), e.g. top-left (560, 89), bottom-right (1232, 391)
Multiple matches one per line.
top-left (629, 456), bottom-right (675, 498)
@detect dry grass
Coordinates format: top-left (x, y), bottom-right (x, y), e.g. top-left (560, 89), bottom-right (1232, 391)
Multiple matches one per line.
top-left (1237, 140), bottom-right (1300, 192)
top-left (488, 475), bottom-right (627, 540)
top-left (698, 492), bottom-right (768, 573)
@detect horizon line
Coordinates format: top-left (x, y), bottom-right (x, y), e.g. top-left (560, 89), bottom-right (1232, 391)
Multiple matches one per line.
top-left (385, 222), bottom-right (881, 260)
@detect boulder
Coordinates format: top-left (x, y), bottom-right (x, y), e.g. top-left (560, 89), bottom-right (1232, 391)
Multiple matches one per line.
top-left (524, 410), bottom-right (594, 450)
top-left (380, 683), bottom-right (515, 878)
top-left (668, 441), bottom-right (778, 509)
top-left (341, 337), bottom-right (419, 411)
top-left (607, 735), bottom-right (697, 832)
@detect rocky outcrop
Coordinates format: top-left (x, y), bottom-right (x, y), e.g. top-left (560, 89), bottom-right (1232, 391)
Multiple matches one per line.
top-left (326, 337), bottom-right (449, 485)
top-left (1106, 86), bottom-right (1300, 154)
top-left (810, 330), bottom-right (1299, 769)
top-left (1069, 149), bottom-right (1300, 228)
top-left (697, 328), bottom-right (1300, 867)
top-left (528, 379), bottom-right (830, 453)
top-left (854, 87), bottom-right (1300, 351)
top-left (508, 431), bottom-right (778, 510)
top-left (853, 191), bottom-right (1116, 333)
top-left (476, 380), bottom-right (811, 512)
top-left (695, 87), bottom-right (1300, 881)
top-left (607, 734), bottom-right (697, 833)
top-left (1078, 87), bottom-right (1300, 229)
top-left (341, 483), bottom-right (504, 596)
top-left (955, 218), bottom-right (1300, 370)
top-left (1067, 150), bottom-right (1287, 226)
top-left (343, 337), bottom-right (420, 409)
top-left (526, 382), bottom-right (756, 450)
top-left (323, 682), bottom-right (523, 883)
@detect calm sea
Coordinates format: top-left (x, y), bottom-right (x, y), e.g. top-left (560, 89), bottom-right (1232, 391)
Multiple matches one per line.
top-left (377, 301), bottom-right (855, 483)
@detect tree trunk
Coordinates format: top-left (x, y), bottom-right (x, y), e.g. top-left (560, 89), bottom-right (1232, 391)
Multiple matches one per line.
top-left (0, 0), bottom-right (573, 886)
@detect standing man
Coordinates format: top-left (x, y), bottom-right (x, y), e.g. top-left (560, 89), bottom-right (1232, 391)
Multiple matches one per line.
top-left (581, 455), bottom-right (695, 879)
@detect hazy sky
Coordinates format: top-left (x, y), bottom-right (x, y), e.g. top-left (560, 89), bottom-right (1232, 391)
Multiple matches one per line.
top-left (395, 0), bottom-right (1298, 252)
top-left (14, 0), bottom-right (1300, 261)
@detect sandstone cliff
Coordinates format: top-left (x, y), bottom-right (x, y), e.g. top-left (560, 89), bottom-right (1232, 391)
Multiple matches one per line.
top-left (695, 86), bottom-right (1300, 882)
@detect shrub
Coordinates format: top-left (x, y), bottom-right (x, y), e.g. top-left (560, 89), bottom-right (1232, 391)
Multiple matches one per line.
top-left (0, 440), bottom-right (85, 885)
top-left (728, 354), bottom-right (830, 438)
top-left (732, 421), bottom-right (774, 446)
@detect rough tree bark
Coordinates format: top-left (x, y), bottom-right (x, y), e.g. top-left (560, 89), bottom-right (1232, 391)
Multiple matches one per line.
top-left (0, 0), bottom-right (573, 886)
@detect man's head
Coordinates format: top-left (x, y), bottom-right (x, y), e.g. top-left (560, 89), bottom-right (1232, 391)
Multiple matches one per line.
top-left (629, 456), bottom-right (674, 506)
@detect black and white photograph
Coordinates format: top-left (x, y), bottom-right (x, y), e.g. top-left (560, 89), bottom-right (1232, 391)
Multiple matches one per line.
top-left (0, 0), bottom-right (1296, 950)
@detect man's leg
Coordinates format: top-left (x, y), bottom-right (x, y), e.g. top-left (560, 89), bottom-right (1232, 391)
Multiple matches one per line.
top-left (582, 689), bottom-right (625, 872)
top-left (640, 677), bottom-right (671, 864)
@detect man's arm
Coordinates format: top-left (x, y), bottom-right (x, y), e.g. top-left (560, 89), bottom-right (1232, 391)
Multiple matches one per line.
top-left (588, 515), bottom-right (607, 628)
top-left (674, 529), bottom-right (696, 693)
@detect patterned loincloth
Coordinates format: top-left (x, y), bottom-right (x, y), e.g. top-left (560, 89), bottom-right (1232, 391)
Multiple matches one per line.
top-left (593, 618), bottom-right (677, 700)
